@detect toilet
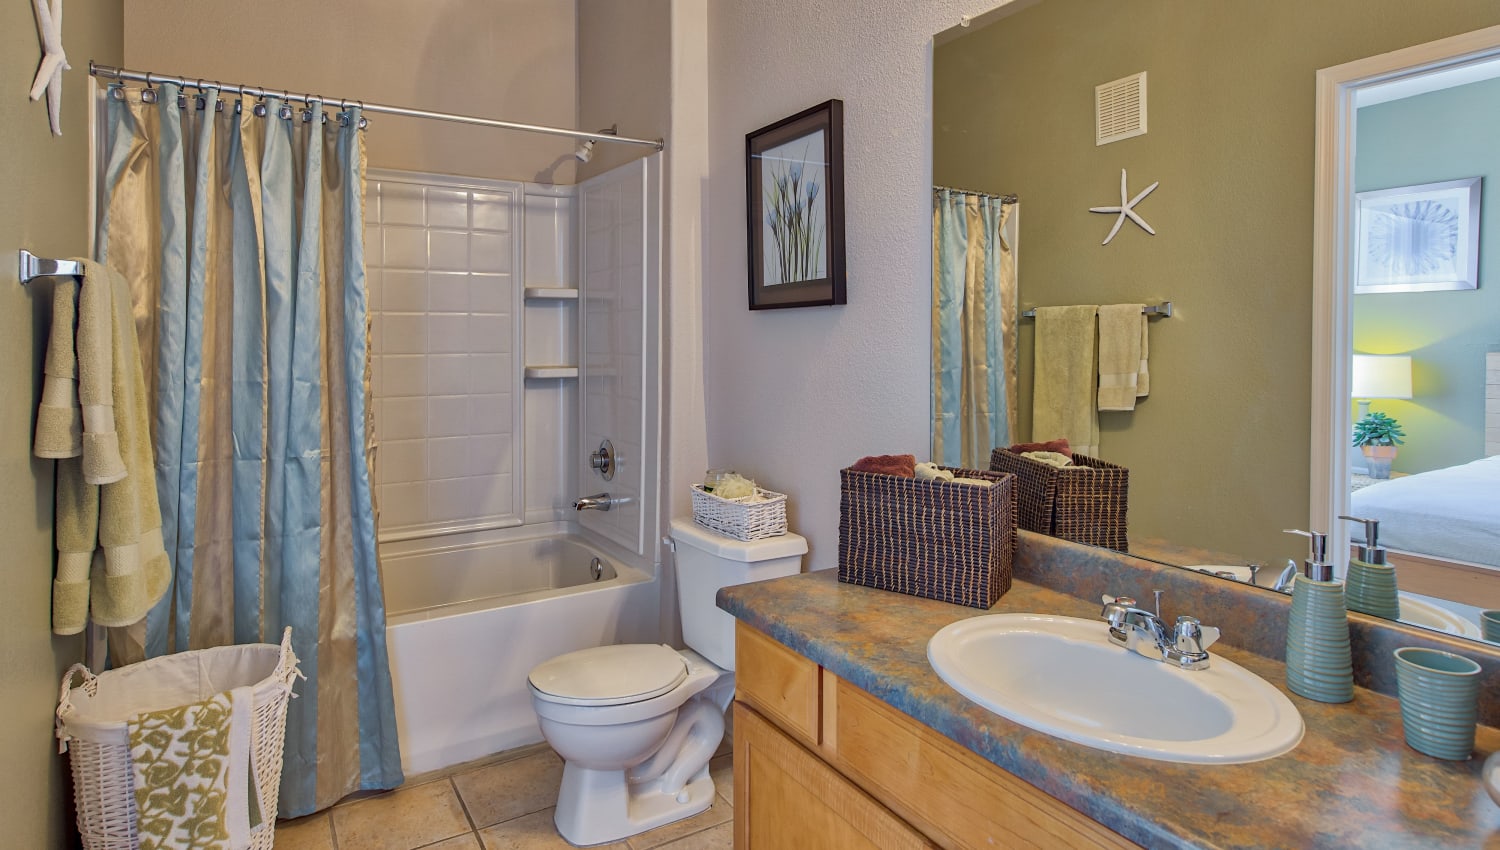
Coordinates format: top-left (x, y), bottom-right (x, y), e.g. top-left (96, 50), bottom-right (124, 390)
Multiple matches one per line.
top-left (528, 518), bottom-right (807, 846)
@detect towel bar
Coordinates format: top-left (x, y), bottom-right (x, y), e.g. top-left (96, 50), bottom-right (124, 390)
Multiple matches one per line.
top-left (18, 250), bottom-right (82, 284)
top-left (1021, 301), bottom-right (1172, 320)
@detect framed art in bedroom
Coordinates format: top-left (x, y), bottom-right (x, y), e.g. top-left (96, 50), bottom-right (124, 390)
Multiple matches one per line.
top-left (1354, 177), bottom-right (1482, 294)
top-left (745, 99), bottom-right (846, 310)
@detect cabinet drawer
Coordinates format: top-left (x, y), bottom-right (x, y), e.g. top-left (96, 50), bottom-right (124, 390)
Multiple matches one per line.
top-left (735, 702), bottom-right (935, 850)
top-left (833, 679), bottom-right (1138, 850)
top-left (735, 622), bottom-right (821, 746)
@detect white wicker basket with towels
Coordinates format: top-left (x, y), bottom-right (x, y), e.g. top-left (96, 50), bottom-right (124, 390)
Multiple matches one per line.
top-left (55, 628), bottom-right (301, 850)
top-left (691, 484), bottom-right (788, 541)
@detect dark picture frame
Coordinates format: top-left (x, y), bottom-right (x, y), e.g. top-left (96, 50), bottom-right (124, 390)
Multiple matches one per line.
top-left (746, 99), bottom-right (846, 309)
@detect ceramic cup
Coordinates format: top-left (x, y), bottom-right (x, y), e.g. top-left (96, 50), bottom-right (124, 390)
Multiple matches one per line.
top-left (1393, 646), bottom-right (1482, 760)
top-left (1480, 610), bottom-right (1500, 643)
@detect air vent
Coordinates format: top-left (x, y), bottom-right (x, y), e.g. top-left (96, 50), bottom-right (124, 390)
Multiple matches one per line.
top-left (1095, 72), bottom-right (1147, 146)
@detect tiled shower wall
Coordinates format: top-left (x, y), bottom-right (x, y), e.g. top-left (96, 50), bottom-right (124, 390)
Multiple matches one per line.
top-left (366, 171), bottom-right (527, 539)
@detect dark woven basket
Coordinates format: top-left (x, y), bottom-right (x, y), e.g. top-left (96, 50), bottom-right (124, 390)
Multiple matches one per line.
top-left (837, 466), bottom-right (1017, 609)
top-left (988, 448), bottom-right (1129, 552)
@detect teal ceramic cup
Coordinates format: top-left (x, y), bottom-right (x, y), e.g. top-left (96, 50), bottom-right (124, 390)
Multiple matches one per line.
top-left (1481, 611), bottom-right (1500, 643)
top-left (1393, 647), bottom-right (1483, 760)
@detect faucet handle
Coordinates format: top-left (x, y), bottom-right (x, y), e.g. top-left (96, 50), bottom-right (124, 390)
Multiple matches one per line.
top-left (1175, 615), bottom-right (1221, 653)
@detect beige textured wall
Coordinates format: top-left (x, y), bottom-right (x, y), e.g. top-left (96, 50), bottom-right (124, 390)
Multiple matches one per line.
top-left (935, 0), bottom-right (1500, 560)
top-left (577, 0), bottom-right (670, 180)
top-left (1, 4), bottom-right (122, 846)
top-left (124, 0), bottom-right (579, 183)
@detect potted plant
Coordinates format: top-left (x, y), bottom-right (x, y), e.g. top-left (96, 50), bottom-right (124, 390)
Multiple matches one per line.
top-left (1352, 411), bottom-right (1406, 479)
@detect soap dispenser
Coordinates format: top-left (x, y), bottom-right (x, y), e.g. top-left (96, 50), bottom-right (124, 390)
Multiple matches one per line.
top-left (1282, 529), bottom-right (1354, 703)
top-left (1339, 514), bottom-right (1400, 620)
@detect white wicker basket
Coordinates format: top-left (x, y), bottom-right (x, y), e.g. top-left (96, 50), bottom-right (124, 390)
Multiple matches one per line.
top-left (55, 628), bottom-right (302, 850)
top-left (691, 483), bottom-right (789, 541)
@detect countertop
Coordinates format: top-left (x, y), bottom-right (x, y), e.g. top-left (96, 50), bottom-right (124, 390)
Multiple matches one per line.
top-left (718, 569), bottom-right (1500, 850)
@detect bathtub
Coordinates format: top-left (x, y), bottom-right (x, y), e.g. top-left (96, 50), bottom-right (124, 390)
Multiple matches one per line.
top-left (383, 526), bottom-right (660, 774)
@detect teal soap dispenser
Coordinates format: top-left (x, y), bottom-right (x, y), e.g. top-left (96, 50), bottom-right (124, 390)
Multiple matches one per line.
top-left (1339, 514), bottom-right (1400, 620)
top-left (1282, 529), bottom-right (1354, 703)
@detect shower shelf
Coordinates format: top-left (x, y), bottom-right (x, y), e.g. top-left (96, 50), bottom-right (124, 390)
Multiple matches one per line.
top-left (523, 286), bottom-right (579, 300)
top-left (524, 366), bottom-right (579, 379)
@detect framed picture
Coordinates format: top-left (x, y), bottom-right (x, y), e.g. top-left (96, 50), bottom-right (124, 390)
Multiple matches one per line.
top-left (1354, 177), bottom-right (1482, 294)
top-left (746, 100), bottom-right (846, 309)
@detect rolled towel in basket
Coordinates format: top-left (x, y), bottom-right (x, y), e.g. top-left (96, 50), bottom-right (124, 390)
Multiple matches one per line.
top-left (1008, 438), bottom-right (1072, 458)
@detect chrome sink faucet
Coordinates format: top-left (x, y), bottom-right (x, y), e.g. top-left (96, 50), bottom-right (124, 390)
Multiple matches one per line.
top-left (1100, 590), bottom-right (1221, 671)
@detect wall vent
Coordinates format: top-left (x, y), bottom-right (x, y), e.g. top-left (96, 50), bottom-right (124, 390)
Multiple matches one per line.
top-left (1095, 72), bottom-right (1147, 146)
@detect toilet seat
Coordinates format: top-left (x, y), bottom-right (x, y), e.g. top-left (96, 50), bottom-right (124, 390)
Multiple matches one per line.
top-left (529, 643), bottom-right (688, 707)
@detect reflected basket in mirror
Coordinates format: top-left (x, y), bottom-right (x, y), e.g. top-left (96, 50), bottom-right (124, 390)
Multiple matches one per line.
top-left (988, 448), bottom-right (1129, 552)
top-left (837, 465), bottom-right (1017, 609)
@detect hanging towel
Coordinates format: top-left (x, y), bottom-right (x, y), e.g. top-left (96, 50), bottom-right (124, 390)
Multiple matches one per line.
top-left (1031, 305), bottom-right (1099, 456)
top-left (34, 278), bottom-right (83, 458)
top-left (128, 686), bottom-right (261, 850)
top-left (1098, 304), bottom-right (1147, 411)
top-left (40, 260), bottom-right (170, 634)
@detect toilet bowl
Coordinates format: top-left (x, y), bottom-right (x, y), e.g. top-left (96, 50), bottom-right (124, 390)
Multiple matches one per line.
top-left (528, 518), bottom-right (806, 846)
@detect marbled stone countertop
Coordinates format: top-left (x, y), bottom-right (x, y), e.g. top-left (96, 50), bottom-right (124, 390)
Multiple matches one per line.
top-left (718, 569), bottom-right (1500, 850)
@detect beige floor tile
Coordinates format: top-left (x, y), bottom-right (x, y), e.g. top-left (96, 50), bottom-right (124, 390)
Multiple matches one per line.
top-left (420, 834), bottom-right (484, 849)
top-left (273, 812), bottom-right (336, 850)
top-left (708, 755), bottom-right (733, 805)
top-left (652, 822), bottom-right (732, 850)
top-left (625, 795), bottom-right (732, 850)
top-left (454, 750), bottom-right (565, 828)
top-left (477, 808), bottom-right (629, 850)
top-left (330, 779), bottom-right (472, 850)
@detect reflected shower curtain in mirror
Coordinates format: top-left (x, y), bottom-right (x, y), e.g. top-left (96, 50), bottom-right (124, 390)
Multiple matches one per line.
top-left (932, 189), bottom-right (1019, 468)
top-left (96, 83), bottom-right (402, 817)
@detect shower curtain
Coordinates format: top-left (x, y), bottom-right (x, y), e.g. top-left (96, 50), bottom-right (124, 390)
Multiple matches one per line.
top-left (96, 83), bottom-right (402, 816)
top-left (931, 189), bottom-right (1019, 468)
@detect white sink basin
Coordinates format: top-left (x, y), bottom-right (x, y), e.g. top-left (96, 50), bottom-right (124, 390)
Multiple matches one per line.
top-left (928, 613), bottom-right (1304, 764)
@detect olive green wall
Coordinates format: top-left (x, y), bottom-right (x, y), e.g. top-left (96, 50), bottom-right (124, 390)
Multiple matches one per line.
top-left (1, 3), bottom-right (122, 846)
top-left (1353, 77), bottom-right (1500, 475)
top-left (934, 0), bottom-right (1500, 561)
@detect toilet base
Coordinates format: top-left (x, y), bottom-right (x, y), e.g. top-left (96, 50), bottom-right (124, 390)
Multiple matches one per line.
top-left (552, 696), bottom-right (724, 846)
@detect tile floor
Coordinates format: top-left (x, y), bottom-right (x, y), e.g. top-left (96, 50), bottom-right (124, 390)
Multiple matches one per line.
top-left (274, 744), bottom-right (734, 850)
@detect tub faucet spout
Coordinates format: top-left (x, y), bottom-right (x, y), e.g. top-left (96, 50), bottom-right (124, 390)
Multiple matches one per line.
top-left (574, 493), bottom-right (617, 511)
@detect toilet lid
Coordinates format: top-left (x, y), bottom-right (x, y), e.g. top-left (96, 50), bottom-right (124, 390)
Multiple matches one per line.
top-left (528, 644), bottom-right (688, 706)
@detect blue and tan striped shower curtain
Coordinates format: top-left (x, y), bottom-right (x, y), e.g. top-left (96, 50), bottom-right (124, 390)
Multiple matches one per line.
top-left (96, 82), bottom-right (402, 816)
top-left (932, 189), bottom-right (1019, 468)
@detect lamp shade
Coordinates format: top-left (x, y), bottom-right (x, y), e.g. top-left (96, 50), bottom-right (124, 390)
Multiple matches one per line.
top-left (1351, 354), bottom-right (1413, 399)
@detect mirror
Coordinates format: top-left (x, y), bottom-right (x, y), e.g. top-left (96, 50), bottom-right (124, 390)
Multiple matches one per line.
top-left (932, 2), bottom-right (1500, 642)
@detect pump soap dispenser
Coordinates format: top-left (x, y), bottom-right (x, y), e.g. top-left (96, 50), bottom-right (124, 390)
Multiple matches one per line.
top-left (1283, 529), bottom-right (1354, 704)
top-left (1339, 514), bottom-right (1400, 620)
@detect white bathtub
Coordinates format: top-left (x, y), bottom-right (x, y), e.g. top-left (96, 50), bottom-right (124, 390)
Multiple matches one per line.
top-left (383, 527), bottom-right (660, 774)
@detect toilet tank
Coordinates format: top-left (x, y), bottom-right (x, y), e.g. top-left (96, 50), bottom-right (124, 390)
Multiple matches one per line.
top-left (669, 518), bottom-right (806, 670)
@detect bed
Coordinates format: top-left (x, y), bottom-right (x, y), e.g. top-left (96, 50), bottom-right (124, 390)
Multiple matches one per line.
top-left (1349, 454), bottom-right (1500, 568)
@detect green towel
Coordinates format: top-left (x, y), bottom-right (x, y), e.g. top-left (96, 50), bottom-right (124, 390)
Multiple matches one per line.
top-left (41, 260), bottom-right (170, 634)
top-left (1031, 305), bottom-right (1100, 456)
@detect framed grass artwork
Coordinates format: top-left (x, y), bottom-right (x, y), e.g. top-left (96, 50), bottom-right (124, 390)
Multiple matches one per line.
top-left (746, 99), bottom-right (846, 309)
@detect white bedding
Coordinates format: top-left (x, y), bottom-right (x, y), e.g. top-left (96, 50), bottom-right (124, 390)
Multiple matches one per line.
top-left (1349, 455), bottom-right (1500, 567)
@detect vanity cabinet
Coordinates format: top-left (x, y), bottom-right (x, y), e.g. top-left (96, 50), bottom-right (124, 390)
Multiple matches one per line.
top-left (733, 622), bottom-right (1138, 850)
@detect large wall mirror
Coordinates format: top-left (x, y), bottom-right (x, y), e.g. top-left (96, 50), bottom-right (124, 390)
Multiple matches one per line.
top-left (932, 0), bottom-right (1500, 643)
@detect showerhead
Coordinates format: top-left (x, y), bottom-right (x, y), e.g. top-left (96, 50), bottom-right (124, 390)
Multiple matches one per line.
top-left (575, 139), bottom-right (595, 163)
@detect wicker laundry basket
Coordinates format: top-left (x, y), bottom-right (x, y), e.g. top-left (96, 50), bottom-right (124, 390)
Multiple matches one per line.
top-left (55, 628), bottom-right (301, 850)
top-left (838, 466), bottom-right (1017, 609)
top-left (988, 448), bottom-right (1130, 552)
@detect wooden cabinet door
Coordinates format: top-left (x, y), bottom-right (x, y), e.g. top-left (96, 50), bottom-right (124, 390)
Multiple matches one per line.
top-left (734, 702), bottom-right (935, 850)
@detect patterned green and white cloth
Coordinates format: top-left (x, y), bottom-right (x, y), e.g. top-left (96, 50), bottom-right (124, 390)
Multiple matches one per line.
top-left (127, 687), bottom-right (260, 850)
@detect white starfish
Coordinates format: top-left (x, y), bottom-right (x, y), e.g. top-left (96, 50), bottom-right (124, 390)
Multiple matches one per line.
top-left (1089, 168), bottom-right (1158, 245)
top-left (29, 0), bottom-right (68, 136)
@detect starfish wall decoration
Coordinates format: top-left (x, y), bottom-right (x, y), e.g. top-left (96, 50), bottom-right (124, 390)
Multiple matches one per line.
top-left (30, 0), bottom-right (69, 136)
top-left (1089, 168), bottom-right (1158, 245)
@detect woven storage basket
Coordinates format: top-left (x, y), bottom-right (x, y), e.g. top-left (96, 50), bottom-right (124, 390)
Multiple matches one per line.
top-left (837, 466), bottom-right (1017, 609)
top-left (55, 628), bottom-right (301, 850)
top-left (691, 483), bottom-right (788, 541)
top-left (988, 448), bottom-right (1129, 552)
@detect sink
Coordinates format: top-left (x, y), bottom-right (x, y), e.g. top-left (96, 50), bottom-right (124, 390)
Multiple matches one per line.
top-left (927, 613), bottom-right (1304, 763)
top-left (1186, 565), bottom-right (1482, 638)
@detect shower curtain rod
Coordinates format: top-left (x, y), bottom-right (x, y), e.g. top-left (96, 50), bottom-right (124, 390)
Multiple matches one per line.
top-left (934, 185), bottom-right (1018, 204)
top-left (88, 62), bottom-right (664, 150)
